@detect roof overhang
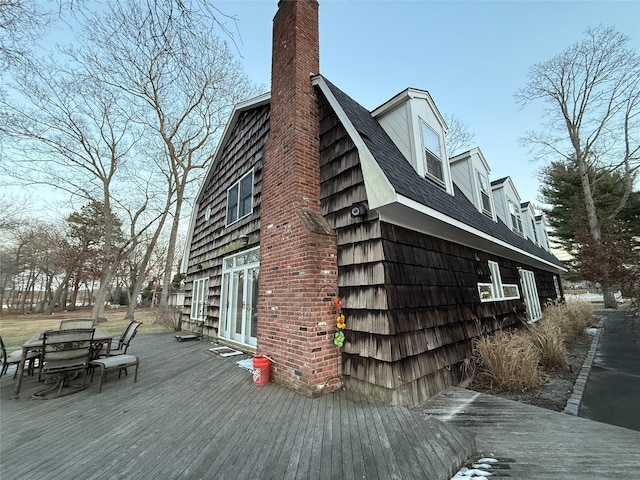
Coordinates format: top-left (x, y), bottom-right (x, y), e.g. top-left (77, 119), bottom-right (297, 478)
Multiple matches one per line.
top-left (377, 197), bottom-right (566, 273)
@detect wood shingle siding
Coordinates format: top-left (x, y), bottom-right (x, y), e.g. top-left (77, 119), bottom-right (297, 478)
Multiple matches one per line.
top-left (183, 104), bottom-right (269, 338)
top-left (317, 92), bottom-right (543, 405)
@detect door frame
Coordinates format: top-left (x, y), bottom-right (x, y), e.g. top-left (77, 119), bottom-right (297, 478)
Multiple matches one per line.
top-left (219, 247), bottom-right (259, 347)
top-left (519, 269), bottom-right (542, 322)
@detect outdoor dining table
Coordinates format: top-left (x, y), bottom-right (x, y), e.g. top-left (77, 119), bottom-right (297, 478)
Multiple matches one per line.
top-left (12, 328), bottom-right (113, 399)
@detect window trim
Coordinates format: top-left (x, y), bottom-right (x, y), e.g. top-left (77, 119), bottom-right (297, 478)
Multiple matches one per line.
top-left (520, 269), bottom-right (542, 322)
top-left (420, 121), bottom-right (445, 186)
top-left (190, 277), bottom-right (209, 322)
top-left (478, 260), bottom-right (520, 302)
top-left (476, 170), bottom-right (493, 217)
top-left (530, 218), bottom-right (539, 244)
top-left (226, 170), bottom-right (254, 226)
top-left (553, 276), bottom-right (561, 298)
top-left (508, 200), bottom-right (524, 236)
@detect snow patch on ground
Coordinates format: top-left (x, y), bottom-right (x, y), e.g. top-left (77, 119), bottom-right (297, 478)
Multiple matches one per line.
top-left (451, 457), bottom-right (498, 479)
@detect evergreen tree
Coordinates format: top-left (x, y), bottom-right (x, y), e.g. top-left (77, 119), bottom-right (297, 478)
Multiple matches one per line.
top-left (540, 159), bottom-right (639, 288)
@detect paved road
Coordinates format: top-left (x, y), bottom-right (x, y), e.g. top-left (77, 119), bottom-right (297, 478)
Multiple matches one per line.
top-left (579, 308), bottom-right (640, 432)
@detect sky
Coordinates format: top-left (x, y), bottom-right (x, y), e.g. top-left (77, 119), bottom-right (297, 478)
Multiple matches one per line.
top-left (215, 0), bottom-right (640, 207)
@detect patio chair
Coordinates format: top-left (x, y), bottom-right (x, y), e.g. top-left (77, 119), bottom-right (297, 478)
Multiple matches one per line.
top-left (32, 328), bottom-right (95, 400)
top-left (59, 319), bottom-right (94, 330)
top-left (89, 354), bottom-right (139, 393)
top-left (106, 321), bottom-right (142, 356)
top-left (1, 336), bottom-right (39, 378)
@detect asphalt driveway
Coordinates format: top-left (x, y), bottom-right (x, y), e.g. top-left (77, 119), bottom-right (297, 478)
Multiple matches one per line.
top-left (579, 308), bottom-right (640, 432)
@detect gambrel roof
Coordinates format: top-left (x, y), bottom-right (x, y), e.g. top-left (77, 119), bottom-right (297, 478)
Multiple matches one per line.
top-left (312, 75), bottom-right (564, 271)
top-left (185, 76), bottom-right (564, 274)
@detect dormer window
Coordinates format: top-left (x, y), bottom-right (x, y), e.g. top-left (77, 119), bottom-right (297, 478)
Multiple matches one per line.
top-left (421, 121), bottom-right (444, 184)
top-left (476, 171), bottom-right (492, 217)
top-left (530, 218), bottom-right (539, 244)
top-left (508, 200), bottom-right (523, 235)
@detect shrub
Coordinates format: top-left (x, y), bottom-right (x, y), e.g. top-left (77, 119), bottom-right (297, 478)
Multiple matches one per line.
top-left (467, 330), bottom-right (541, 392)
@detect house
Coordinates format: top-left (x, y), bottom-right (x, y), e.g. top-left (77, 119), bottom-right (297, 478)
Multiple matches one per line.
top-left (181, 0), bottom-right (565, 406)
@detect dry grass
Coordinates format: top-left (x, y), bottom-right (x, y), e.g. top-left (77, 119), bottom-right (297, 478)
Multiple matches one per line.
top-left (526, 319), bottom-right (567, 370)
top-left (555, 300), bottom-right (595, 340)
top-left (467, 300), bottom-right (596, 392)
top-left (467, 330), bottom-right (541, 393)
top-left (524, 300), bottom-right (594, 370)
top-left (0, 307), bottom-right (168, 348)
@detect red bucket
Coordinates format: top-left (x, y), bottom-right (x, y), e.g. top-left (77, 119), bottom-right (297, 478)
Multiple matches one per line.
top-left (252, 355), bottom-right (271, 385)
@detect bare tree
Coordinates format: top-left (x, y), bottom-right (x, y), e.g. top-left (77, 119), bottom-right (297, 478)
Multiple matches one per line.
top-left (443, 113), bottom-right (475, 157)
top-left (0, 0), bottom-right (52, 68)
top-left (76, 0), bottom-right (259, 315)
top-left (0, 52), bottom-right (145, 320)
top-left (516, 26), bottom-right (640, 308)
top-left (0, 194), bottom-right (29, 230)
top-left (1, 0), bottom-right (257, 320)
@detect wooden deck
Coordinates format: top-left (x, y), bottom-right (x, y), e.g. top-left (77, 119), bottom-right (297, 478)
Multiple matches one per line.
top-left (417, 387), bottom-right (640, 479)
top-left (0, 333), bottom-right (474, 480)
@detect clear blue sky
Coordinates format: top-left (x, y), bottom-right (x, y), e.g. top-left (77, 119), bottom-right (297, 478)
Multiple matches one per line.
top-left (218, 0), bottom-right (640, 207)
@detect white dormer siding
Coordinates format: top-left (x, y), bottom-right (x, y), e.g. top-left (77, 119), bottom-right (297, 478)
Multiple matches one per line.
top-left (491, 176), bottom-right (523, 235)
top-left (520, 202), bottom-right (539, 245)
top-left (373, 88), bottom-right (454, 195)
top-left (535, 214), bottom-right (551, 251)
top-left (450, 147), bottom-right (496, 221)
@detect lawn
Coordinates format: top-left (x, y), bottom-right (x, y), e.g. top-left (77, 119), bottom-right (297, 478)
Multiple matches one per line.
top-left (0, 307), bottom-right (169, 348)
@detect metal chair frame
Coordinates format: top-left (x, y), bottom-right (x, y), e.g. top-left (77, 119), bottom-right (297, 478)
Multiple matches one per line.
top-left (1, 336), bottom-right (38, 379)
top-left (33, 328), bottom-right (95, 400)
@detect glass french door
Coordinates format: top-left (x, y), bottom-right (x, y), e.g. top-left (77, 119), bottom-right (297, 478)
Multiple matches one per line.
top-left (220, 248), bottom-right (259, 347)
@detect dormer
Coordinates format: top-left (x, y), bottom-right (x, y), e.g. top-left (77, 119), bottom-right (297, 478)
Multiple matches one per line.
top-left (450, 147), bottom-right (496, 221)
top-left (372, 88), bottom-right (454, 194)
top-left (520, 202), bottom-right (539, 245)
top-left (491, 176), bottom-right (524, 236)
top-left (535, 214), bottom-right (551, 251)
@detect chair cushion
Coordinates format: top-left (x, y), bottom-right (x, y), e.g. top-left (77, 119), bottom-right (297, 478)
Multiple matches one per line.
top-left (91, 355), bottom-right (138, 368)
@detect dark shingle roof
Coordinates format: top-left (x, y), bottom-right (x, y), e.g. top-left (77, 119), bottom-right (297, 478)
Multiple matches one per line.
top-left (319, 77), bottom-right (563, 269)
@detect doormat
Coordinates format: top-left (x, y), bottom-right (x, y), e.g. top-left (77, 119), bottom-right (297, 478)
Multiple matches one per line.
top-left (236, 358), bottom-right (253, 371)
top-left (208, 346), bottom-right (244, 357)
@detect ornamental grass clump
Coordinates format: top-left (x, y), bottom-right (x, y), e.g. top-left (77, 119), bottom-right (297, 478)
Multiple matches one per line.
top-left (468, 330), bottom-right (541, 392)
top-left (525, 318), bottom-right (567, 370)
top-left (542, 300), bottom-right (593, 341)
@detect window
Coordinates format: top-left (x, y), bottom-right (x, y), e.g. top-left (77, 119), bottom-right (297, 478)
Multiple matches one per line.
top-left (553, 276), bottom-right (561, 298)
top-left (520, 269), bottom-right (542, 322)
top-left (421, 122), bottom-right (444, 183)
top-left (478, 260), bottom-right (520, 302)
top-left (226, 171), bottom-right (254, 225)
top-left (476, 171), bottom-right (492, 216)
top-left (190, 277), bottom-right (209, 322)
top-left (489, 260), bottom-right (503, 297)
top-left (530, 219), bottom-right (539, 244)
top-left (508, 201), bottom-right (523, 235)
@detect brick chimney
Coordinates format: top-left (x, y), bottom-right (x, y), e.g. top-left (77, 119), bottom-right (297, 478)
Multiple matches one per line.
top-left (257, 0), bottom-right (341, 396)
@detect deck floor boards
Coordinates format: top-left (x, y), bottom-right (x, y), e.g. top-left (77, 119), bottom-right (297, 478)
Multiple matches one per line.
top-left (4, 333), bottom-right (638, 478)
top-left (1, 333), bottom-right (473, 480)
top-left (417, 386), bottom-right (640, 479)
